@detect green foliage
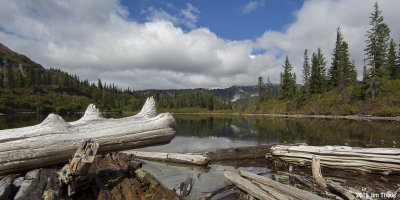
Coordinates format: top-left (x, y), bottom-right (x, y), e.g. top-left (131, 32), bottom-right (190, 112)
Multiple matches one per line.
top-left (329, 28), bottom-right (357, 94)
top-left (279, 55), bottom-right (297, 100)
top-left (310, 48), bottom-right (327, 94)
top-left (364, 2), bottom-right (391, 97)
top-left (388, 38), bottom-right (398, 79)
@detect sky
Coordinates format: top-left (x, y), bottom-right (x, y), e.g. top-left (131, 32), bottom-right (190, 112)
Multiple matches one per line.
top-left (0, 0), bottom-right (399, 90)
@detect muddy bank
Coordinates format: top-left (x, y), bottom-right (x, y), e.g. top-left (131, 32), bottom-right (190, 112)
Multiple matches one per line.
top-left (0, 152), bottom-right (180, 200)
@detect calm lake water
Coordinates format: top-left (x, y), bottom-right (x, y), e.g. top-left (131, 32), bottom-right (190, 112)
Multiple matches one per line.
top-left (1, 113), bottom-right (399, 199)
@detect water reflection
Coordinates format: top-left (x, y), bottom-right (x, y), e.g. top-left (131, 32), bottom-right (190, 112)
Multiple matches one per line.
top-left (1, 113), bottom-right (399, 148)
top-left (173, 114), bottom-right (400, 148)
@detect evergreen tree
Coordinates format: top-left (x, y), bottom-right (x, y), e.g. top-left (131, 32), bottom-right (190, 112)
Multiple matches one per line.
top-left (361, 60), bottom-right (371, 99)
top-left (266, 76), bottom-right (273, 99)
top-left (388, 38), bottom-right (397, 79)
top-left (310, 48), bottom-right (327, 94)
top-left (302, 49), bottom-right (311, 93)
top-left (279, 55), bottom-right (297, 100)
top-left (364, 2), bottom-right (391, 97)
top-left (6, 66), bottom-right (15, 88)
top-left (396, 43), bottom-right (400, 79)
top-left (257, 76), bottom-right (266, 103)
top-left (329, 28), bottom-right (357, 94)
top-left (98, 79), bottom-right (103, 90)
top-left (0, 70), bottom-right (3, 88)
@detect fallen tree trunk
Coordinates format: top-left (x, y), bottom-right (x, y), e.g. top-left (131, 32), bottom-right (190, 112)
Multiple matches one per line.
top-left (224, 171), bottom-right (276, 200)
top-left (269, 144), bottom-right (400, 174)
top-left (312, 156), bottom-right (355, 200)
top-left (0, 97), bottom-right (176, 175)
top-left (129, 151), bottom-right (209, 165)
top-left (237, 170), bottom-right (327, 200)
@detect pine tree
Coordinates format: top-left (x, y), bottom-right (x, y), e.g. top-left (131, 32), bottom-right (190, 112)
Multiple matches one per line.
top-left (364, 2), bottom-right (391, 97)
top-left (388, 38), bottom-right (397, 79)
top-left (257, 76), bottom-right (266, 103)
top-left (310, 48), bottom-right (327, 94)
top-left (302, 49), bottom-right (311, 93)
top-left (279, 55), bottom-right (297, 100)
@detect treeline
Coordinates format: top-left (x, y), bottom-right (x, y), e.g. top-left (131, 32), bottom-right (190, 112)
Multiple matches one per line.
top-left (147, 90), bottom-right (232, 111)
top-left (256, 2), bottom-right (400, 116)
top-left (0, 46), bottom-right (231, 113)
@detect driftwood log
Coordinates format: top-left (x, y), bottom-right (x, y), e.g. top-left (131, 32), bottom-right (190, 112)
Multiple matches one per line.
top-left (237, 170), bottom-right (326, 200)
top-left (312, 156), bottom-right (356, 200)
top-left (0, 97), bottom-right (176, 175)
top-left (269, 144), bottom-right (400, 174)
top-left (129, 151), bottom-right (209, 165)
top-left (223, 171), bottom-right (275, 200)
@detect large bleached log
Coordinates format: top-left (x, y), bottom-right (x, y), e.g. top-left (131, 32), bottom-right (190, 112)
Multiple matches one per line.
top-left (238, 170), bottom-right (327, 200)
top-left (129, 151), bottom-right (209, 165)
top-left (0, 97), bottom-right (176, 175)
top-left (269, 144), bottom-right (400, 174)
top-left (223, 171), bottom-right (275, 200)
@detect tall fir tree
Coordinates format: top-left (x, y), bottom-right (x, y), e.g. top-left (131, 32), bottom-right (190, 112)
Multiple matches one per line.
top-left (387, 38), bottom-right (397, 79)
top-left (279, 55), bottom-right (297, 100)
top-left (329, 27), bottom-right (357, 94)
top-left (364, 2), bottom-right (391, 97)
top-left (302, 49), bottom-right (311, 93)
top-left (310, 48), bottom-right (327, 94)
top-left (257, 76), bottom-right (266, 103)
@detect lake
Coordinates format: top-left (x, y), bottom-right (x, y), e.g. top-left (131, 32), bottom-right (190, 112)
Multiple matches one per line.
top-left (1, 113), bottom-right (399, 199)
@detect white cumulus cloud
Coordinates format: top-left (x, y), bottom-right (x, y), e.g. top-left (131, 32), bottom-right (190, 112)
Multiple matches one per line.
top-left (0, 0), bottom-right (399, 90)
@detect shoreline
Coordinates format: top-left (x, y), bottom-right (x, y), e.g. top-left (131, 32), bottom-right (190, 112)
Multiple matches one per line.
top-left (171, 112), bottom-right (400, 121)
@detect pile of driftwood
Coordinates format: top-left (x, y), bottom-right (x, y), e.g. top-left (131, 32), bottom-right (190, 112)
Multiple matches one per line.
top-left (0, 97), bottom-right (176, 175)
top-left (268, 144), bottom-right (400, 175)
top-left (0, 139), bottom-right (181, 200)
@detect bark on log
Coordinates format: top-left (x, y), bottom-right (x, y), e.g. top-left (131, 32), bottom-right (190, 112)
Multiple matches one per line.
top-left (129, 151), bottom-right (209, 165)
top-left (237, 170), bottom-right (327, 200)
top-left (0, 97), bottom-right (176, 175)
top-left (224, 171), bottom-right (276, 200)
top-left (270, 144), bottom-right (400, 174)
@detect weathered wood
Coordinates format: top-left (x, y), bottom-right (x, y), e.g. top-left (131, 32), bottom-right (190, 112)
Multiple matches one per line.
top-left (312, 155), bottom-right (327, 190)
top-left (238, 170), bottom-right (327, 200)
top-left (198, 184), bottom-right (235, 200)
top-left (326, 180), bottom-right (355, 200)
top-left (0, 174), bottom-right (18, 200)
top-left (224, 171), bottom-right (275, 200)
top-left (129, 151), bottom-right (209, 165)
top-left (312, 156), bottom-right (355, 200)
top-left (0, 97), bottom-right (176, 175)
top-left (270, 144), bottom-right (400, 174)
top-left (69, 139), bottom-right (99, 175)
